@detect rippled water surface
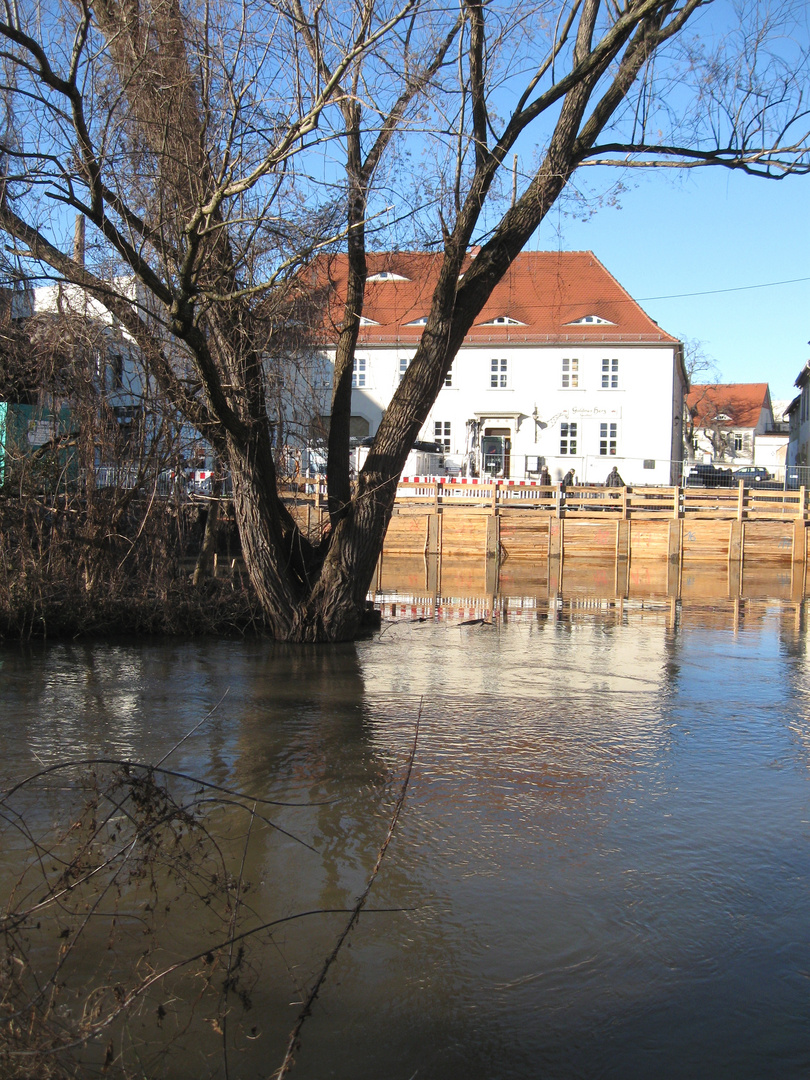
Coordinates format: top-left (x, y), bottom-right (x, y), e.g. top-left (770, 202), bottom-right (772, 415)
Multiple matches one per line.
top-left (3, 600), bottom-right (810, 1078)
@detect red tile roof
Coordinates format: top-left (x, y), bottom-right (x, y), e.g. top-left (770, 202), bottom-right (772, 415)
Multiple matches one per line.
top-left (312, 250), bottom-right (678, 345)
top-left (687, 383), bottom-right (771, 429)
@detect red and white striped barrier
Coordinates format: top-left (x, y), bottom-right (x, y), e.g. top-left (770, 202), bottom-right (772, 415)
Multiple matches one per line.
top-left (399, 476), bottom-right (543, 486)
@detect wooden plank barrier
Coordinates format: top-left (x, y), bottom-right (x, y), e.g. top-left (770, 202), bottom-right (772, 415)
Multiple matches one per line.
top-left (629, 519), bottom-right (671, 559)
top-left (440, 513), bottom-right (489, 556)
top-left (742, 520), bottom-right (795, 562)
top-left (682, 519), bottom-right (733, 562)
top-left (499, 515), bottom-right (552, 559)
top-left (384, 515), bottom-right (429, 555)
top-left (278, 479), bottom-right (808, 570)
top-left (681, 488), bottom-right (740, 519)
top-left (560, 520), bottom-right (619, 559)
top-left (626, 486), bottom-right (680, 518)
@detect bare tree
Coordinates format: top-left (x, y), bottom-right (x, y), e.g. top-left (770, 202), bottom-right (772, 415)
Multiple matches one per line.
top-left (0, 0), bottom-right (807, 639)
top-left (682, 339), bottom-right (722, 458)
top-left (686, 382), bottom-right (767, 463)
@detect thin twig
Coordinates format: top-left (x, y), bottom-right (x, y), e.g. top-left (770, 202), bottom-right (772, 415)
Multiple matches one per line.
top-left (272, 702), bottom-right (421, 1080)
top-left (222, 799), bottom-right (257, 1080)
top-left (154, 691), bottom-right (230, 768)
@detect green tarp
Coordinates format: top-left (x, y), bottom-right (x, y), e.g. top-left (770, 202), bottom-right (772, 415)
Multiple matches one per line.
top-left (0, 402), bottom-right (77, 490)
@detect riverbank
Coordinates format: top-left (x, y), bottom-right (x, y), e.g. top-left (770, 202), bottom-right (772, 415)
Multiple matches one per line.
top-left (0, 577), bottom-right (266, 641)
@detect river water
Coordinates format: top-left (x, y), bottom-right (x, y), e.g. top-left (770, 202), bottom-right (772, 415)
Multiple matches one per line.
top-left (3, 571), bottom-right (810, 1079)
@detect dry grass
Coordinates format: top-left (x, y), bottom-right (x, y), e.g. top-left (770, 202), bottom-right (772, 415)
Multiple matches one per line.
top-left (0, 495), bottom-right (265, 641)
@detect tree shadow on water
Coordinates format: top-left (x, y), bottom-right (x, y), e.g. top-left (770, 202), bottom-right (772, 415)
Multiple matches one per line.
top-left (0, 642), bottom-right (419, 1080)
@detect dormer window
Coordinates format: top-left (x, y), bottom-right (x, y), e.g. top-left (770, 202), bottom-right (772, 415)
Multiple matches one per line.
top-left (566, 314), bottom-right (614, 326)
top-left (358, 316), bottom-right (380, 326)
top-left (367, 271), bottom-right (410, 282)
top-left (405, 316), bottom-right (428, 326)
top-left (480, 315), bottom-right (525, 326)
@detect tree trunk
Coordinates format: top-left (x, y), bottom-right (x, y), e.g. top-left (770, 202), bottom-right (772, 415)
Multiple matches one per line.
top-left (192, 495), bottom-right (221, 586)
top-left (223, 423), bottom-right (390, 641)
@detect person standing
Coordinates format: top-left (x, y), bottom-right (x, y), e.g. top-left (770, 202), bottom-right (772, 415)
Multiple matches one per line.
top-left (606, 465), bottom-right (624, 487)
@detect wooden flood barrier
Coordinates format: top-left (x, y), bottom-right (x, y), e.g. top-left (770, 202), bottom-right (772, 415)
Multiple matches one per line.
top-left (282, 479), bottom-right (810, 570)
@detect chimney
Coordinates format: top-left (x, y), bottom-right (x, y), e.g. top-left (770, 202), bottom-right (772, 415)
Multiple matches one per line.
top-left (73, 214), bottom-right (85, 266)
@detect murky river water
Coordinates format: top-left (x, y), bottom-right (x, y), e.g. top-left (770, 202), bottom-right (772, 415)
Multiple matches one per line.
top-left (3, 582), bottom-right (810, 1078)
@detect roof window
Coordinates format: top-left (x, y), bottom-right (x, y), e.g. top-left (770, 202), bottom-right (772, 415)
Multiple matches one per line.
top-left (567, 314), bottom-right (614, 326)
top-left (368, 271), bottom-right (410, 282)
top-left (480, 315), bottom-right (525, 326)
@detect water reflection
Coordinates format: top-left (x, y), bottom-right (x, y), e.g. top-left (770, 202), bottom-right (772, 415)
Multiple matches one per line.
top-left (376, 555), bottom-right (807, 638)
top-left (3, 590), bottom-right (810, 1077)
top-left (380, 552), bottom-right (804, 604)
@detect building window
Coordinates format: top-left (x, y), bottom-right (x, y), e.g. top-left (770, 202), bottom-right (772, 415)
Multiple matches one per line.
top-left (599, 422), bottom-right (617, 455)
top-left (444, 365), bottom-right (453, 388)
top-left (490, 358), bottom-right (508, 388)
top-left (734, 433), bottom-right (743, 452)
top-left (108, 353), bottom-right (124, 391)
top-left (601, 358), bottom-right (619, 388)
top-left (562, 358), bottom-right (579, 388)
top-left (313, 356), bottom-right (332, 388)
top-left (434, 421), bottom-right (451, 451)
top-left (352, 357), bottom-right (367, 388)
top-left (560, 422), bottom-right (577, 455)
top-left (399, 357), bottom-right (410, 383)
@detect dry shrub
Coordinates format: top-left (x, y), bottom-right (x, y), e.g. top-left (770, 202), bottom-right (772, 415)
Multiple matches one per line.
top-left (0, 493), bottom-right (264, 640)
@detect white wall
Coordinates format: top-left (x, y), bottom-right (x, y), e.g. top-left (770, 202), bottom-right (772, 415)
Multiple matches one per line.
top-left (337, 340), bottom-right (682, 485)
top-left (754, 433), bottom-right (789, 470)
top-left (29, 281), bottom-right (146, 406)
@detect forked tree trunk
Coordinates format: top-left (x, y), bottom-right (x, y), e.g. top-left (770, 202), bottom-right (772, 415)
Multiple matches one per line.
top-left (225, 421), bottom-right (397, 641)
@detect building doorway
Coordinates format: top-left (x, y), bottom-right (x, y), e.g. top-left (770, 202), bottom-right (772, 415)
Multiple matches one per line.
top-left (482, 427), bottom-right (511, 477)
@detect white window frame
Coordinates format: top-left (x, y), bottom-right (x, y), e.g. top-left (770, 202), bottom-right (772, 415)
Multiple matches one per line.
top-left (399, 356), bottom-right (410, 383)
top-left (352, 357), bottom-right (367, 388)
top-left (601, 358), bottom-right (619, 389)
top-left (562, 358), bottom-right (579, 388)
top-left (560, 422), bottom-right (577, 455)
top-left (434, 421), bottom-right (451, 451)
top-left (490, 358), bottom-right (508, 389)
top-left (599, 421), bottom-right (618, 456)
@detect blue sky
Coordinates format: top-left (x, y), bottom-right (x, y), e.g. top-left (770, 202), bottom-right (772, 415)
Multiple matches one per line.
top-left (533, 165), bottom-right (809, 408)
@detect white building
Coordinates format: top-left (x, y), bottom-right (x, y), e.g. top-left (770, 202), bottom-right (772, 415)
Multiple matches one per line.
top-left (787, 362), bottom-right (810, 475)
top-left (315, 251), bottom-right (687, 485)
top-left (13, 279), bottom-right (147, 413)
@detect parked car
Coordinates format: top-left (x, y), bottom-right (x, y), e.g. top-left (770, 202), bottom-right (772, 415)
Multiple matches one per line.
top-left (734, 466), bottom-right (771, 484)
top-left (685, 463), bottom-right (734, 487)
top-left (785, 466), bottom-right (801, 490)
